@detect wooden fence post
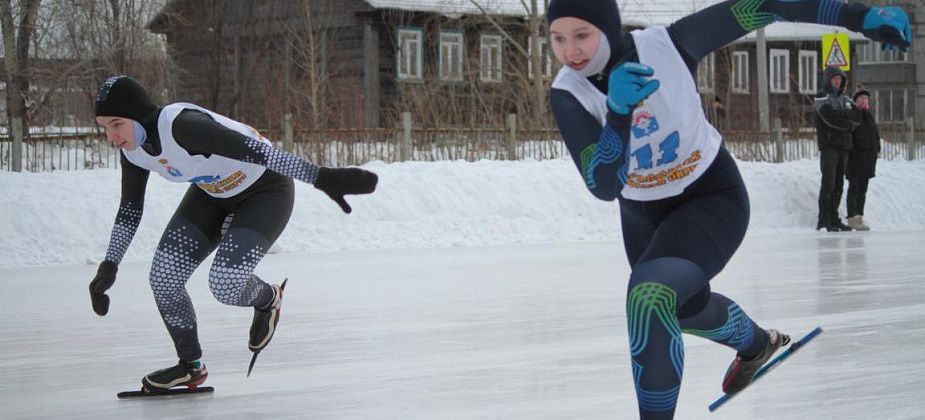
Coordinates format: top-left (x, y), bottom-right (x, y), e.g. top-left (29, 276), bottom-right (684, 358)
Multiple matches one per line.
top-left (772, 118), bottom-right (783, 163)
top-left (12, 117), bottom-right (23, 172)
top-left (507, 114), bottom-right (517, 160)
top-left (283, 113), bottom-right (293, 153)
top-left (906, 117), bottom-right (915, 160)
top-left (401, 112), bottom-right (412, 161)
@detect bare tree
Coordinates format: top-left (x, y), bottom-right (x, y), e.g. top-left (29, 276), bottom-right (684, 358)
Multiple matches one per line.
top-left (467, 0), bottom-right (549, 124)
top-left (284, 0), bottom-right (345, 130)
top-left (2, 0), bottom-right (42, 149)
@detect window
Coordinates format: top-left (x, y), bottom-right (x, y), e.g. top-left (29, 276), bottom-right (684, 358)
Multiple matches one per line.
top-left (769, 49), bottom-right (789, 93)
top-left (697, 52), bottom-right (715, 93)
top-left (528, 36), bottom-right (552, 79)
top-left (480, 34), bottom-right (503, 82)
top-left (439, 31), bottom-right (464, 81)
top-left (798, 50), bottom-right (818, 94)
top-left (858, 41), bottom-right (909, 64)
top-left (397, 28), bottom-right (423, 80)
top-left (732, 51), bottom-right (749, 94)
top-left (875, 88), bottom-right (910, 123)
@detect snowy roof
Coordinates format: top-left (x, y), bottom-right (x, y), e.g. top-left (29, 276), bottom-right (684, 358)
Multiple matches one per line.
top-left (363, 0), bottom-right (867, 41)
top-left (363, 0), bottom-right (544, 18)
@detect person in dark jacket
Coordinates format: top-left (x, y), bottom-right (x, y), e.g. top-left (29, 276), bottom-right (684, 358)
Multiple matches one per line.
top-left (814, 66), bottom-right (862, 232)
top-left (846, 89), bottom-right (880, 231)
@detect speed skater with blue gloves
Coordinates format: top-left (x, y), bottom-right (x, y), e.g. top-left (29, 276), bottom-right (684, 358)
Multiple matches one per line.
top-left (546, 0), bottom-right (911, 418)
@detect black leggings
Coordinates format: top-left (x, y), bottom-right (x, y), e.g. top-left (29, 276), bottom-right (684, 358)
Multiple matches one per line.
top-left (618, 148), bottom-right (766, 418)
top-left (149, 171), bottom-right (294, 361)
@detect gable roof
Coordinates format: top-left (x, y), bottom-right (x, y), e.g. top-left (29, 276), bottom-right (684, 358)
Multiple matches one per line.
top-left (363, 0), bottom-right (543, 18)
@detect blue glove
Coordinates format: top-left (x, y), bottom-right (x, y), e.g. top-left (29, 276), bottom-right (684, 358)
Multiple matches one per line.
top-left (862, 6), bottom-right (911, 52)
top-left (607, 62), bottom-right (660, 115)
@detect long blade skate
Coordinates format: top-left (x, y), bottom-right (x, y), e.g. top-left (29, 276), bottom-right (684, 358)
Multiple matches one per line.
top-left (247, 278), bottom-right (288, 377)
top-left (117, 386), bottom-right (214, 399)
top-left (709, 327), bottom-right (823, 412)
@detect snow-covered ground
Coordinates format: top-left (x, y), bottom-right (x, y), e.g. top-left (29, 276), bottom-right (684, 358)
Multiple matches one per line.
top-left (1, 158), bottom-right (924, 267)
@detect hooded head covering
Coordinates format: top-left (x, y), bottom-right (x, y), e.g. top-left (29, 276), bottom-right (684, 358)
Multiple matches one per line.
top-left (546, 0), bottom-right (628, 89)
top-left (822, 66), bottom-right (848, 96)
top-left (95, 75), bottom-right (158, 122)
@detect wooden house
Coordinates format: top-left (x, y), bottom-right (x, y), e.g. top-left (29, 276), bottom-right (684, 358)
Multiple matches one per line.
top-left (147, 0), bottom-right (552, 131)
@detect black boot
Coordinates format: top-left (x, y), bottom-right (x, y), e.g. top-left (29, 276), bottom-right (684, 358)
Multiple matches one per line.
top-left (722, 329), bottom-right (791, 394)
top-left (249, 279), bottom-right (287, 352)
top-left (832, 218), bottom-right (853, 231)
top-left (142, 360), bottom-right (208, 392)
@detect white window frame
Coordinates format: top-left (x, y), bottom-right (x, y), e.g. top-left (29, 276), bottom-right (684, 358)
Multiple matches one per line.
top-left (798, 50), bottom-right (818, 94)
top-left (480, 34), bottom-right (503, 83)
top-left (769, 49), bottom-right (790, 94)
top-left (858, 40), bottom-right (910, 64)
top-left (878, 88), bottom-right (909, 122)
top-left (438, 30), bottom-right (464, 82)
top-left (528, 36), bottom-right (552, 79)
top-left (397, 27), bottom-right (423, 81)
top-left (732, 51), bottom-right (749, 94)
top-left (697, 52), bottom-right (715, 94)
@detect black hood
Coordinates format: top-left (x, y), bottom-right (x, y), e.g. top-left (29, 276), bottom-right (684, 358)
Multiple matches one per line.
top-left (95, 75), bottom-right (162, 152)
top-left (822, 66), bottom-right (848, 95)
top-left (546, 0), bottom-right (631, 79)
top-left (95, 75), bottom-right (159, 128)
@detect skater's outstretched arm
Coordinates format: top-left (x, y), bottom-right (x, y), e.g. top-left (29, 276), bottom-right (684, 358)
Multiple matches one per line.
top-left (90, 156), bottom-right (149, 316)
top-left (171, 110), bottom-right (378, 213)
top-left (668, 0), bottom-right (911, 71)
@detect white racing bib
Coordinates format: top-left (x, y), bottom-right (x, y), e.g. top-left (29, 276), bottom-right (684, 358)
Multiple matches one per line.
top-left (551, 26), bottom-right (722, 201)
top-left (122, 103), bottom-right (270, 198)
top-left (622, 26), bottom-right (721, 201)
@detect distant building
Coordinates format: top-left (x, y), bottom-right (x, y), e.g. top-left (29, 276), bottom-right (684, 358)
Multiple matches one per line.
top-left (147, 0), bottom-right (551, 130)
top-left (141, 0), bottom-right (920, 132)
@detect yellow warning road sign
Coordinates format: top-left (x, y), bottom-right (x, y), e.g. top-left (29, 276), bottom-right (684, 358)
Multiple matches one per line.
top-left (822, 33), bottom-right (850, 71)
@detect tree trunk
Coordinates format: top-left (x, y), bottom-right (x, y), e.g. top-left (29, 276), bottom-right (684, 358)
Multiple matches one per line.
top-left (1, 0), bottom-right (43, 171)
top-left (529, 0), bottom-right (544, 126)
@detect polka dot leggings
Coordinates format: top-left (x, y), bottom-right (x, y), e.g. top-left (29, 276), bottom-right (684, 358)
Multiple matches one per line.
top-left (150, 171), bottom-right (294, 361)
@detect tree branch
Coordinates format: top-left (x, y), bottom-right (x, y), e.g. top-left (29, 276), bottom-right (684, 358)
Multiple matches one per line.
top-left (466, 0), bottom-right (528, 58)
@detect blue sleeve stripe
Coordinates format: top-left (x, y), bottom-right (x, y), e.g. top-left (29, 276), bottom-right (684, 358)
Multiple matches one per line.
top-left (818, 0), bottom-right (843, 26)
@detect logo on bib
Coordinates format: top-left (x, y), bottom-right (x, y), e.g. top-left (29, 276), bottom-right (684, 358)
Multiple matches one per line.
top-left (632, 111), bottom-right (660, 139)
top-left (157, 158), bottom-right (183, 177)
top-left (188, 175), bottom-right (222, 184)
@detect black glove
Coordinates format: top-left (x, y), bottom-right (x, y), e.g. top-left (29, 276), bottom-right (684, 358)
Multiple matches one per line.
top-left (90, 261), bottom-right (118, 316)
top-left (313, 167), bottom-right (378, 214)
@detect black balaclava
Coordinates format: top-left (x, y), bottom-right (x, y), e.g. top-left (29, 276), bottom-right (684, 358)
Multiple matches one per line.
top-left (95, 75), bottom-right (160, 151)
top-left (546, 0), bottom-right (631, 91)
top-left (95, 75), bottom-right (158, 122)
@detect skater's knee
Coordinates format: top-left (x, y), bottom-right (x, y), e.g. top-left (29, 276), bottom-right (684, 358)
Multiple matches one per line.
top-left (148, 255), bottom-right (187, 294)
top-left (208, 266), bottom-right (249, 306)
top-left (677, 285), bottom-right (711, 319)
top-left (628, 257), bottom-right (706, 297)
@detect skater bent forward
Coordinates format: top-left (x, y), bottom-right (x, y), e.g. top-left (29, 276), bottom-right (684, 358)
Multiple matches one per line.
top-left (88, 76), bottom-right (378, 392)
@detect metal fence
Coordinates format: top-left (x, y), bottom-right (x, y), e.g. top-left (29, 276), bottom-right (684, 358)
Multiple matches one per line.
top-left (0, 132), bottom-right (121, 172)
top-left (2, 126), bottom-right (923, 172)
top-left (723, 127), bottom-right (925, 162)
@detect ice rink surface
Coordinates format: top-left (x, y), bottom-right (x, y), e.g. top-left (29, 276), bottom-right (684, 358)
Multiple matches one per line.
top-left (2, 230), bottom-right (923, 420)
